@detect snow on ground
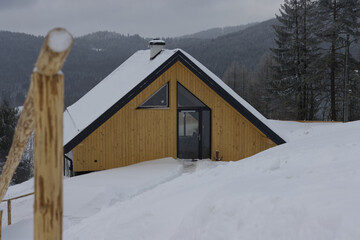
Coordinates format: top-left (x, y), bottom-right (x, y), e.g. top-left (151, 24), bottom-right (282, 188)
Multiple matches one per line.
top-left (268, 120), bottom-right (343, 142)
top-left (2, 121), bottom-right (360, 240)
top-left (1, 158), bottom-right (183, 239)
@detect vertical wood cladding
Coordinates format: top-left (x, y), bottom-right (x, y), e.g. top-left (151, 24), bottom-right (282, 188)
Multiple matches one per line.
top-left (73, 62), bottom-right (276, 172)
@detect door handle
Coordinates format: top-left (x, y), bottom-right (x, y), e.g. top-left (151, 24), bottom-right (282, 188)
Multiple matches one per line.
top-left (198, 133), bottom-right (201, 141)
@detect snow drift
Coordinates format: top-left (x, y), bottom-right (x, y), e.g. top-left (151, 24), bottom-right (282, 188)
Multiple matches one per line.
top-left (2, 121), bottom-right (360, 240)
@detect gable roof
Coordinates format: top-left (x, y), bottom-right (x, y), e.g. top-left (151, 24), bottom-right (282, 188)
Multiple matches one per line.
top-left (64, 49), bottom-right (286, 153)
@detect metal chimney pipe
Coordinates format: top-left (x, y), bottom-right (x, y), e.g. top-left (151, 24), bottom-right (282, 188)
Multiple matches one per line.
top-left (149, 39), bottom-right (165, 60)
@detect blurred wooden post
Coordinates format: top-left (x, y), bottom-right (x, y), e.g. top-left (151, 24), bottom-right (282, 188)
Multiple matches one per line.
top-left (33, 28), bottom-right (72, 240)
top-left (0, 83), bottom-right (35, 202)
top-left (6, 200), bottom-right (11, 225)
top-left (0, 210), bottom-right (2, 240)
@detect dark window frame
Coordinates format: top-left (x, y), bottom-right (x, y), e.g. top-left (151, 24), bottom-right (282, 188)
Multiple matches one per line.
top-left (177, 82), bottom-right (207, 109)
top-left (176, 82), bottom-right (212, 159)
top-left (137, 82), bottom-right (169, 109)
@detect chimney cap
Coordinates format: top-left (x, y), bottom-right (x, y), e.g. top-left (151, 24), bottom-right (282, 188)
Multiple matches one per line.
top-left (149, 38), bottom-right (165, 46)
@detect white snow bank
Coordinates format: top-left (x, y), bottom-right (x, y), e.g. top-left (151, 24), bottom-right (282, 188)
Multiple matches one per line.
top-left (268, 120), bottom-right (343, 142)
top-left (169, 121), bottom-right (360, 240)
top-left (4, 121), bottom-right (360, 240)
top-left (1, 158), bottom-right (183, 239)
top-left (63, 120), bottom-right (360, 240)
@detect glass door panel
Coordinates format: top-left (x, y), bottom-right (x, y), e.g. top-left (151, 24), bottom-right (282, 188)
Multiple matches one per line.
top-left (178, 111), bottom-right (199, 159)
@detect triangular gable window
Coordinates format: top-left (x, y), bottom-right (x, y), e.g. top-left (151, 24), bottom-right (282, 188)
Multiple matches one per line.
top-left (177, 83), bottom-right (205, 107)
top-left (138, 83), bottom-right (169, 108)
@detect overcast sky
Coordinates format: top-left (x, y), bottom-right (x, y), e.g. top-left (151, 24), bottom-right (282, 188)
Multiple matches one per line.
top-left (0, 0), bottom-right (283, 38)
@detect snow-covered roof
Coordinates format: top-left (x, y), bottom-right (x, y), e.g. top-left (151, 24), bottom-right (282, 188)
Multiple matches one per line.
top-left (180, 50), bottom-right (270, 129)
top-left (63, 49), bottom-right (175, 145)
top-left (64, 49), bottom-right (286, 150)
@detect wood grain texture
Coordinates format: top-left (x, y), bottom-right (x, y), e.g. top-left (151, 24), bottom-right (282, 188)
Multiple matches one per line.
top-left (0, 27), bottom-right (71, 240)
top-left (33, 73), bottom-right (64, 240)
top-left (176, 62), bottom-right (276, 161)
top-left (73, 64), bottom-right (177, 171)
top-left (73, 61), bottom-right (276, 171)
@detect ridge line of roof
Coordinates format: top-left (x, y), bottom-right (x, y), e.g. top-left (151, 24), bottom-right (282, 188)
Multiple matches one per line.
top-left (175, 50), bottom-right (286, 144)
top-left (64, 48), bottom-right (285, 153)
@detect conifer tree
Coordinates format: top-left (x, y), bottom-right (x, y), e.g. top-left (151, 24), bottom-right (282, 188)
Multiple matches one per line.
top-left (315, 0), bottom-right (360, 120)
top-left (0, 99), bottom-right (18, 163)
top-left (251, 52), bottom-right (282, 118)
top-left (223, 62), bottom-right (252, 101)
top-left (272, 0), bottom-right (319, 120)
top-left (223, 61), bottom-right (241, 92)
top-left (0, 100), bottom-right (33, 184)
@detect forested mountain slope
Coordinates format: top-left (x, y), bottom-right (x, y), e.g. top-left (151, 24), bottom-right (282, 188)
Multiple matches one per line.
top-left (1, 18), bottom-right (359, 107)
top-left (178, 22), bottom-right (257, 39)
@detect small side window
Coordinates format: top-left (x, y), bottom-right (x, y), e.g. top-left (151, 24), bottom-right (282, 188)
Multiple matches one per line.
top-left (138, 83), bottom-right (169, 108)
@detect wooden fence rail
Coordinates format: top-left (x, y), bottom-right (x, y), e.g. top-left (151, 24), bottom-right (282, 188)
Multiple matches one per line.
top-left (1, 192), bottom-right (34, 225)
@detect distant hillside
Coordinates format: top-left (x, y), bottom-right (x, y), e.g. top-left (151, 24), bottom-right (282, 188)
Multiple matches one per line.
top-left (179, 22), bottom-right (258, 39)
top-left (0, 19), bottom-right (291, 107)
top-left (0, 31), bottom-right (148, 106)
top-left (166, 18), bottom-right (278, 77)
top-left (0, 31), bottom-right (44, 105)
top-left (62, 32), bottom-right (148, 106)
top-left (2, 18), bottom-right (357, 108)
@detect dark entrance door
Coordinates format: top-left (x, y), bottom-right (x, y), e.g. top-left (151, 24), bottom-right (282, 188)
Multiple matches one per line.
top-left (177, 83), bottom-right (211, 159)
top-left (177, 109), bottom-right (211, 159)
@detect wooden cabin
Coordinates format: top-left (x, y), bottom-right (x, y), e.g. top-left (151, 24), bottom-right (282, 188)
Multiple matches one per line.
top-left (63, 40), bottom-right (286, 174)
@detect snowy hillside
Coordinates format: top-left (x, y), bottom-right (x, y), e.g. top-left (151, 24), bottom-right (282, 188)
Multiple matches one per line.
top-left (1, 120), bottom-right (360, 240)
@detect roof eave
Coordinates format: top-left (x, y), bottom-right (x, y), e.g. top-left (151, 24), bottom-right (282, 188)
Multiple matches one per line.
top-left (176, 51), bottom-right (286, 145)
top-left (64, 50), bottom-right (285, 153)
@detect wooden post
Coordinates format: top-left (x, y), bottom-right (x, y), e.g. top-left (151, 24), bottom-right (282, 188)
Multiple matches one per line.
top-left (0, 82), bottom-right (35, 202)
top-left (0, 210), bottom-right (2, 240)
top-left (33, 28), bottom-right (72, 240)
top-left (0, 192), bottom-right (34, 226)
top-left (6, 200), bottom-right (11, 225)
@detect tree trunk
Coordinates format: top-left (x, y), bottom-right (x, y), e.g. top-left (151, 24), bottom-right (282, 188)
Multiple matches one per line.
top-left (330, 0), bottom-right (337, 121)
top-left (343, 34), bottom-right (349, 122)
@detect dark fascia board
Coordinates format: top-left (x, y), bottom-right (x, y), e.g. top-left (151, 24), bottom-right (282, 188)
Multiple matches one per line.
top-left (64, 50), bottom-right (285, 153)
top-left (175, 51), bottom-right (286, 145)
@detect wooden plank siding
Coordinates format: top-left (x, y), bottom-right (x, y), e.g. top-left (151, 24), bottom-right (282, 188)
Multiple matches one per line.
top-left (176, 62), bottom-right (276, 162)
top-left (73, 61), bottom-right (276, 172)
